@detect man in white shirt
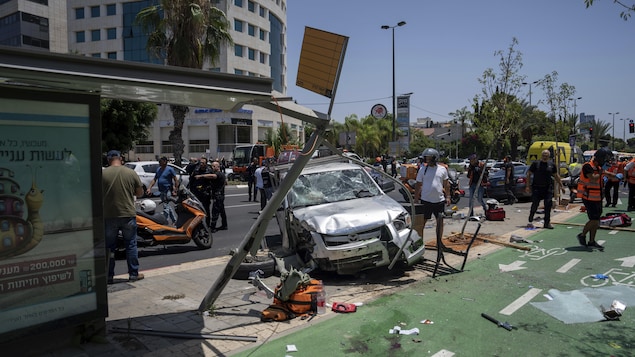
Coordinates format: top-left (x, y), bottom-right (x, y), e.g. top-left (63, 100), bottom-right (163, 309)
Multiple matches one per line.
top-left (414, 148), bottom-right (451, 240)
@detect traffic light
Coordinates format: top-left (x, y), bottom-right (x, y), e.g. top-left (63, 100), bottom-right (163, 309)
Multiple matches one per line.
top-left (589, 127), bottom-right (593, 139)
top-left (630, 120), bottom-right (634, 134)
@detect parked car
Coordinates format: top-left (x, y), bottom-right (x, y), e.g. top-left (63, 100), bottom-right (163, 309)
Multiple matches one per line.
top-left (274, 161), bottom-right (425, 275)
top-left (490, 161), bottom-right (524, 173)
top-left (124, 161), bottom-right (190, 197)
top-left (485, 164), bottom-right (531, 202)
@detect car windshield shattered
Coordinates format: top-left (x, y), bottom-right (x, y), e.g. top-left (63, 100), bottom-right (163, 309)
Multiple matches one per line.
top-left (288, 168), bottom-right (381, 208)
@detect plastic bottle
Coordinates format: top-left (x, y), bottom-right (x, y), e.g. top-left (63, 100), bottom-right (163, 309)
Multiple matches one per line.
top-left (316, 281), bottom-right (326, 314)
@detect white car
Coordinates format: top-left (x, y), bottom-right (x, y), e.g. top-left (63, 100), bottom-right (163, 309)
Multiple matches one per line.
top-left (275, 161), bottom-right (424, 275)
top-left (124, 161), bottom-right (190, 197)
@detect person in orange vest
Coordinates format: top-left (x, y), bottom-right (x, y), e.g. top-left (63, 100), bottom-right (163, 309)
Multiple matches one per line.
top-left (576, 148), bottom-right (612, 249)
top-left (625, 156), bottom-right (635, 212)
top-left (603, 157), bottom-right (621, 207)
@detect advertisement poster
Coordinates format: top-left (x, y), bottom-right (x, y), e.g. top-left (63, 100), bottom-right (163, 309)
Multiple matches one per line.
top-left (0, 98), bottom-right (98, 334)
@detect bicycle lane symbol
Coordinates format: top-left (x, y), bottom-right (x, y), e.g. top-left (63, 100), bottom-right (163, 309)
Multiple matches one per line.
top-left (518, 245), bottom-right (567, 261)
top-left (580, 268), bottom-right (635, 288)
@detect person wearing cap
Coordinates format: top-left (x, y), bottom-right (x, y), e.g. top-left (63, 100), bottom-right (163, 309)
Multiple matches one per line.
top-left (503, 155), bottom-right (517, 205)
top-left (146, 156), bottom-right (179, 224)
top-left (102, 150), bottom-right (144, 283)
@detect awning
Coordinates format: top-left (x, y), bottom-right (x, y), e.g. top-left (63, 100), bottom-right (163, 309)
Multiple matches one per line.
top-left (0, 46), bottom-right (273, 110)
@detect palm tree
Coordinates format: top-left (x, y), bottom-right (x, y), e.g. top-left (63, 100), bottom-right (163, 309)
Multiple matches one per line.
top-left (588, 118), bottom-right (611, 150)
top-left (136, 1), bottom-right (232, 163)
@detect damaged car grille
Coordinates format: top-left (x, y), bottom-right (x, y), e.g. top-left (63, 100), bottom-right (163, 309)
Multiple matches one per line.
top-left (322, 226), bottom-right (390, 247)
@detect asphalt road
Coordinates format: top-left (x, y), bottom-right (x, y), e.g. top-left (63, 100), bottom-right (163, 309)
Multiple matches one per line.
top-left (112, 174), bottom-right (593, 277)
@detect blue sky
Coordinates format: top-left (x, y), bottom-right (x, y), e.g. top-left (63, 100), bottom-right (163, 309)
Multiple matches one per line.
top-left (285, 0), bottom-right (635, 141)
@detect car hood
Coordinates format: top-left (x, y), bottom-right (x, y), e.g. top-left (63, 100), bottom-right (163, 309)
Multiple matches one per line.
top-left (292, 194), bottom-right (405, 235)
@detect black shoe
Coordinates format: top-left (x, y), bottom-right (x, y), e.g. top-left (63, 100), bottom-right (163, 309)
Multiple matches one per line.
top-left (217, 226), bottom-right (228, 230)
top-left (605, 203), bottom-right (611, 207)
top-left (544, 224), bottom-right (554, 229)
top-left (577, 233), bottom-right (586, 247)
top-left (588, 241), bottom-right (604, 250)
top-left (108, 278), bottom-right (114, 285)
top-left (611, 204), bottom-right (616, 207)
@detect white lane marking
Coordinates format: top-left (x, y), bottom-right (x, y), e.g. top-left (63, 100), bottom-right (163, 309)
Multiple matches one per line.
top-left (616, 256), bottom-right (635, 268)
top-left (556, 258), bottom-right (581, 273)
top-left (609, 230), bottom-right (619, 235)
top-left (499, 260), bottom-right (527, 272)
top-left (499, 288), bottom-right (542, 316)
top-left (432, 350), bottom-right (455, 357)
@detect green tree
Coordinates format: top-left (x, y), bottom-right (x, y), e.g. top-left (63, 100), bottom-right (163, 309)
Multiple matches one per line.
top-left (101, 99), bottom-right (157, 155)
top-left (474, 38), bottom-right (526, 158)
top-left (585, 0), bottom-right (635, 20)
top-left (136, 1), bottom-right (232, 164)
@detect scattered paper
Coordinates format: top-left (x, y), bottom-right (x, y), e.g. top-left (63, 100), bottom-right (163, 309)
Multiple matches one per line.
top-left (286, 344), bottom-right (298, 352)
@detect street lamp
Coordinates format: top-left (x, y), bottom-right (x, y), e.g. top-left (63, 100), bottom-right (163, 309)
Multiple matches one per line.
top-left (609, 112), bottom-right (619, 150)
top-left (620, 117), bottom-right (628, 146)
top-left (522, 80), bottom-right (540, 106)
top-left (568, 97), bottom-right (582, 118)
top-left (381, 21), bottom-right (406, 142)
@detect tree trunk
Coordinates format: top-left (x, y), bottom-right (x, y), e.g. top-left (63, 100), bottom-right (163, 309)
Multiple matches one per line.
top-left (169, 105), bottom-right (189, 164)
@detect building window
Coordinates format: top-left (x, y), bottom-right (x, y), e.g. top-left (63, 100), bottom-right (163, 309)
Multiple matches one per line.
top-left (90, 6), bottom-right (100, 18)
top-left (234, 44), bottom-right (243, 57)
top-left (161, 141), bottom-right (173, 154)
top-left (91, 53), bottom-right (101, 58)
top-left (259, 52), bottom-right (266, 64)
top-left (248, 24), bottom-right (255, 37)
top-left (106, 4), bottom-right (116, 16)
top-left (75, 8), bottom-right (84, 20)
top-left (248, 1), bottom-right (255, 12)
top-left (259, 6), bottom-right (266, 17)
top-left (135, 141), bottom-right (154, 154)
top-left (91, 29), bottom-right (100, 41)
top-left (259, 29), bottom-right (266, 41)
top-left (107, 52), bottom-right (117, 59)
top-left (189, 140), bottom-right (210, 153)
top-left (107, 27), bottom-right (116, 40)
top-left (248, 48), bottom-right (255, 60)
top-left (234, 19), bottom-right (243, 32)
top-left (76, 31), bottom-right (85, 43)
top-left (234, 0), bottom-right (243, 7)
top-left (235, 69), bottom-right (244, 75)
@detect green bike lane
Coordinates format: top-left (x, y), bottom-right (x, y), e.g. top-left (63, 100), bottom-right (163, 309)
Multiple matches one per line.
top-left (233, 206), bottom-right (635, 357)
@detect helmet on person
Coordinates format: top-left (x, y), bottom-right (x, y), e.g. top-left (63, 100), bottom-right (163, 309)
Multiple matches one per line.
top-left (593, 147), bottom-right (612, 166)
top-left (421, 148), bottom-right (440, 163)
top-left (139, 199), bottom-right (156, 214)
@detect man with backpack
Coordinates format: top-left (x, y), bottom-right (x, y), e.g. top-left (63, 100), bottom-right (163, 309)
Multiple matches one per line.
top-left (525, 149), bottom-right (566, 229)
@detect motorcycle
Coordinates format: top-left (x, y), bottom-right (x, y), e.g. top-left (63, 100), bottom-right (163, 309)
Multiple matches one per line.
top-left (448, 169), bottom-right (465, 204)
top-left (116, 185), bottom-right (212, 256)
top-left (565, 165), bottom-right (581, 203)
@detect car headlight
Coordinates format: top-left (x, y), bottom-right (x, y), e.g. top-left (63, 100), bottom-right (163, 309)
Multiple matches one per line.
top-left (393, 212), bottom-right (411, 231)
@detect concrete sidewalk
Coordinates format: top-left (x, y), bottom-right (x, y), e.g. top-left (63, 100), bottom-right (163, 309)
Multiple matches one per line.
top-left (43, 201), bottom-right (583, 356)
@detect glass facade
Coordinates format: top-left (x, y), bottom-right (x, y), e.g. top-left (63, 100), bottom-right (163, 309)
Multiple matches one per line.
top-left (269, 13), bottom-right (283, 92)
top-left (122, 0), bottom-right (162, 64)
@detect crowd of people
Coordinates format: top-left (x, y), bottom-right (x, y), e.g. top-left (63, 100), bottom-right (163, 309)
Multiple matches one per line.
top-left (103, 147), bottom-right (635, 282)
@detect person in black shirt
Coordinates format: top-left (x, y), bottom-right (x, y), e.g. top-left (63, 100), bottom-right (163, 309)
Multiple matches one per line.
top-left (187, 156), bottom-right (213, 225)
top-left (525, 150), bottom-right (565, 229)
top-left (208, 161), bottom-right (227, 231)
top-left (504, 155), bottom-right (517, 205)
top-left (246, 157), bottom-right (258, 202)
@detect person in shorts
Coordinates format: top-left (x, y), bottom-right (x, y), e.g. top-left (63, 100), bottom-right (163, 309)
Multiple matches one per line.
top-left (577, 148), bottom-right (613, 250)
top-left (414, 148), bottom-right (451, 241)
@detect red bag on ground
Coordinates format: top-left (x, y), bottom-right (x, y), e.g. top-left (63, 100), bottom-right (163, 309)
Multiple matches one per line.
top-left (600, 213), bottom-right (632, 227)
top-left (486, 207), bottom-right (505, 221)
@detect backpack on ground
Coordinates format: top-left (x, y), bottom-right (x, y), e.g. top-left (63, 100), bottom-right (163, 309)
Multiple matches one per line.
top-left (600, 213), bottom-right (632, 227)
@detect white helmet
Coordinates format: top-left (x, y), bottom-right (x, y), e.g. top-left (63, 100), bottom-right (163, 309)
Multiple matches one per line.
top-left (139, 199), bottom-right (156, 214)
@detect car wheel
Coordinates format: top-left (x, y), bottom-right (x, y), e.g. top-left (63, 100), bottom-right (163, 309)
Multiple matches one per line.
top-left (232, 254), bottom-right (275, 280)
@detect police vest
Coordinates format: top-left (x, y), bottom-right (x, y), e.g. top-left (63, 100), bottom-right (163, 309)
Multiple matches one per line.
top-left (607, 164), bottom-right (620, 183)
top-left (577, 161), bottom-right (603, 201)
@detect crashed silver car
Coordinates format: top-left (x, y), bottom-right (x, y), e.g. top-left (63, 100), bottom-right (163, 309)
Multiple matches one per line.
top-left (275, 161), bottom-right (424, 275)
